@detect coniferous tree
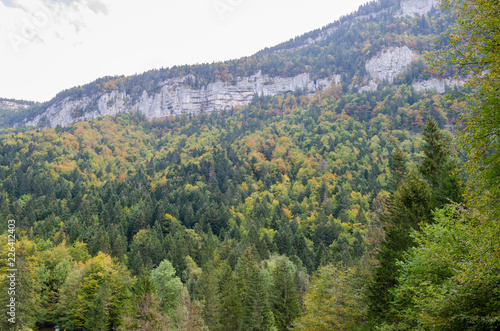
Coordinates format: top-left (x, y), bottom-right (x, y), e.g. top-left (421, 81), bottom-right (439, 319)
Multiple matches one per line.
top-left (367, 173), bottom-right (434, 322)
top-left (419, 116), bottom-right (463, 206)
top-left (199, 262), bottom-right (221, 330)
top-left (219, 264), bottom-right (242, 331)
top-left (84, 285), bottom-right (109, 331)
top-left (270, 259), bottom-right (301, 330)
top-left (389, 147), bottom-right (408, 190)
top-left (237, 248), bottom-right (276, 330)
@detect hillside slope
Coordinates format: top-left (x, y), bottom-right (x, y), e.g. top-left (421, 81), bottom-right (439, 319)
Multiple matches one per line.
top-left (5, 0), bottom-right (450, 128)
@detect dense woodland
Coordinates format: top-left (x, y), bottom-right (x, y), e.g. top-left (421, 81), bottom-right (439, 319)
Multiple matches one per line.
top-left (0, 0), bottom-right (499, 330)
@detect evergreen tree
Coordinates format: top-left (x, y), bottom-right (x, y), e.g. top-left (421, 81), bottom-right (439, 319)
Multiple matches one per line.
top-left (389, 147), bottom-right (408, 190)
top-left (219, 264), bottom-right (242, 331)
top-left (84, 285), bottom-right (109, 331)
top-left (199, 262), bottom-right (221, 330)
top-left (237, 248), bottom-right (276, 330)
top-left (367, 173), bottom-right (433, 322)
top-left (419, 116), bottom-right (463, 206)
top-left (270, 259), bottom-right (301, 330)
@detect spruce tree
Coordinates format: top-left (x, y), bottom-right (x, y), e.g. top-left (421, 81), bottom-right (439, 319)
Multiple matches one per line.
top-left (419, 116), bottom-right (463, 206)
top-left (199, 262), bottom-right (221, 330)
top-left (367, 172), bottom-right (434, 322)
top-left (219, 264), bottom-right (242, 331)
top-left (271, 259), bottom-right (301, 330)
top-left (389, 147), bottom-right (408, 190)
top-left (237, 248), bottom-right (276, 330)
top-left (84, 285), bottom-right (109, 331)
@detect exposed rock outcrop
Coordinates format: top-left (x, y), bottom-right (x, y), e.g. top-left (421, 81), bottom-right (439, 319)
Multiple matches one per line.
top-left (365, 46), bottom-right (417, 83)
top-left (412, 77), bottom-right (464, 94)
top-left (25, 72), bottom-right (338, 127)
top-left (396, 0), bottom-right (438, 17)
top-left (0, 100), bottom-right (32, 111)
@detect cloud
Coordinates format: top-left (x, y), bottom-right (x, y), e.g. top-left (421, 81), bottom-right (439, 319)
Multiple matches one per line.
top-left (2, 0), bottom-right (109, 51)
top-left (0, 0), bottom-right (108, 16)
top-left (87, 0), bottom-right (108, 14)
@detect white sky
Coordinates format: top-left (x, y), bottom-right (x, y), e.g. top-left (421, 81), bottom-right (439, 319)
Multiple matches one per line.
top-left (0, 0), bottom-right (370, 102)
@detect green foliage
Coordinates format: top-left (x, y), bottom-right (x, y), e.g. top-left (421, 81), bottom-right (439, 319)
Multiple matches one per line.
top-left (151, 259), bottom-right (183, 313)
top-left (389, 204), bottom-right (500, 330)
top-left (419, 116), bottom-right (463, 206)
top-left (0, 1), bottom-right (470, 329)
top-left (218, 263), bottom-right (243, 330)
top-left (270, 258), bottom-right (302, 330)
top-left (119, 273), bottom-right (172, 331)
top-left (294, 264), bottom-right (366, 330)
top-left (367, 173), bottom-right (434, 321)
top-left (56, 251), bottom-right (133, 330)
top-left (237, 248), bottom-right (277, 331)
top-left (433, 0), bottom-right (500, 217)
top-left (0, 237), bottom-right (40, 330)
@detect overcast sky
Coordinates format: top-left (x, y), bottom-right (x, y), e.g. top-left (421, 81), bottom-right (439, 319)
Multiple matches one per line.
top-left (0, 0), bottom-right (370, 102)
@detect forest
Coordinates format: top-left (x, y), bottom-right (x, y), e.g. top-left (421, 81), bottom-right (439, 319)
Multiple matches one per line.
top-left (0, 0), bottom-right (499, 330)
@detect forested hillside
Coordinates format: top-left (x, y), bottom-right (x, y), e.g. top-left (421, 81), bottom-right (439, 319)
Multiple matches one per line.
top-left (1, 0), bottom-right (499, 330)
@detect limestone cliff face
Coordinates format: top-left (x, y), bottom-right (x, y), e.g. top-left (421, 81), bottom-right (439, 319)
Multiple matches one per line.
top-left (25, 72), bottom-right (338, 127)
top-left (365, 46), bottom-right (417, 84)
top-left (413, 77), bottom-right (464, 94)
top-left (0, 100), bottom-right (32, 111)
top-left (16, 0), bottom-right (443, 128)
top-left (396, 0), bottom-right (438, 17)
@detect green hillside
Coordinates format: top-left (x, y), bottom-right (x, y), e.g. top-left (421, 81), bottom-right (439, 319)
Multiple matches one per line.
top-left (0, 0), bottom-right (499, 330)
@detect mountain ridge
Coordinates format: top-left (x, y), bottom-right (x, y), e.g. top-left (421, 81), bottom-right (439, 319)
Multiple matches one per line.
top-left (4, 0), bottom-right (442, 128)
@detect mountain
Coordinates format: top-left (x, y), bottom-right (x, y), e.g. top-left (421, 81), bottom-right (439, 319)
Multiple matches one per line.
top-left (3, 0), bottom-right (450, 128)
top-left (1, 0), bottom-right (485, 329)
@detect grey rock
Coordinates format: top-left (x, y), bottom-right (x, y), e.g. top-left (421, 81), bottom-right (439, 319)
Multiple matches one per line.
top-left (25, 71), bottom-right (339, 128)
top-left (395, 0), bottom-right (438, 17)
top-left (365, 46), bottom-right (417, 83)
top-left (0, 100), bottom-right (31, 111)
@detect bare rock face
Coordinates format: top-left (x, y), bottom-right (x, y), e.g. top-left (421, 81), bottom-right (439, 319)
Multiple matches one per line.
top-left (365, 46), bottom-right (417, 83)
top-left (359, 81), bottom-right (379, 93)
top-left (412, 77), bottom-right (464, 94)
top-left (396, 0), bottom-right (438, 17)
top-left (25, 72), bottom-right (338, 128)
top-left (0, 100), bottom-right (31, 111)
top-left (412, 78), bottom-right (447, 94)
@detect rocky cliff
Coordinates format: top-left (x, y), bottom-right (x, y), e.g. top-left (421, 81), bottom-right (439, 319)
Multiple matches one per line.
top-left (14, 0), bottom-right (447, 128)
top-left (0, 99), bottom-right (33, 111)
top-left (396, 0), bottom-right (438, 17)
top-left (24, 72), bottom-right (338, 127)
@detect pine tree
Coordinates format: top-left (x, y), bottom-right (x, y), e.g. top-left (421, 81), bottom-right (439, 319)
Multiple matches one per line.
top-left (270, 259), bottom-right (301, 330)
